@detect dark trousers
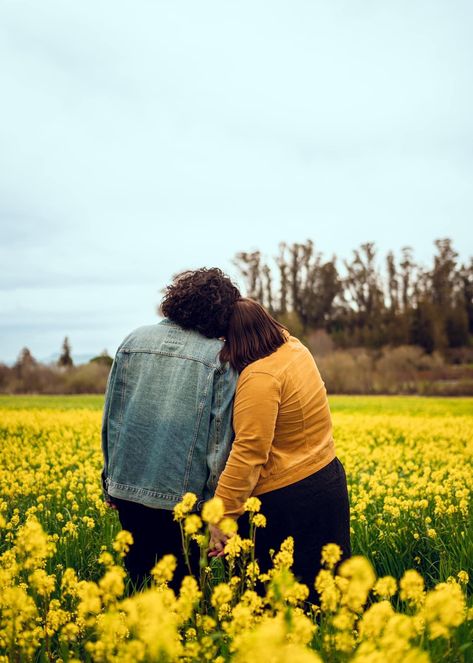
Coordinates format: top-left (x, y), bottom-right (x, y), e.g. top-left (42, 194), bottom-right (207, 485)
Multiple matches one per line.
top-left (113, 497), bottom-right (199, 592)
top-left (113, 457), bottom-right (350, 601)
top-left (240, 457), bottom-right (351, 603)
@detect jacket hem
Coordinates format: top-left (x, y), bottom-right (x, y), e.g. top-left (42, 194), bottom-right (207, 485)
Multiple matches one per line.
top-left (107, 480), bottom-right (202, 510)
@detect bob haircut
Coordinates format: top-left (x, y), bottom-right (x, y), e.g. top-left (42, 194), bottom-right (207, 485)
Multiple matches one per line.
top-left (220, 298), bottom-right (288, 372)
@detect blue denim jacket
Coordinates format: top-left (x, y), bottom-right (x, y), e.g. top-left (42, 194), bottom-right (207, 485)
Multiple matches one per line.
top-left (101, 319), bottom-right (237, 509)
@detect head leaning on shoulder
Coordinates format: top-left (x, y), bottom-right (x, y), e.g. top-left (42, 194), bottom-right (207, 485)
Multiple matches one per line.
top-left (160, 267), bottom-right (241, 339)
top-left (220, 298), bottom-right (288, 373)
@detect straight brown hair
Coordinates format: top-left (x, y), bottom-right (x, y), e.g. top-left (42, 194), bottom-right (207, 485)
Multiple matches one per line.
top-left (220, 298), bottom-right (288, 372)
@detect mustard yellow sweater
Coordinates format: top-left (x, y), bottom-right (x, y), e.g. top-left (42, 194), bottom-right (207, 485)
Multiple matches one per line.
top-left (215, 334), bottom-right (336, 518)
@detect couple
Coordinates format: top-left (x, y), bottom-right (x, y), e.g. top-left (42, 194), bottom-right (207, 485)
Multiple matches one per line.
top-left (101, 268), bottom-right (350, 598)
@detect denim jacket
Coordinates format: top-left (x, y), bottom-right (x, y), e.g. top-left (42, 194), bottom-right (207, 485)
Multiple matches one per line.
top-left (101, 319), bottom-right (237, 510)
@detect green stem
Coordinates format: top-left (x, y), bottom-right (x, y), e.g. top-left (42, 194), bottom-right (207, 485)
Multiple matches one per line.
top-left (179, 521), bottom-right (193, 577)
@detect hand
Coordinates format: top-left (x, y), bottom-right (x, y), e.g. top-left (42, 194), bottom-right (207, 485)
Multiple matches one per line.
top-left (208, 524), bottom-right (228, 558)
top-left (105, 499), bottom-right (117, 510)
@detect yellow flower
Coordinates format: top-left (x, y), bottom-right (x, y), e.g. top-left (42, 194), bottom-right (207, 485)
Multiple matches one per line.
top-left (424, 582), bottom-right (466, 639)
top-left (400, 570), bottom-right (425, 607)
top-left (112, 530), bottom-right (134, 557)
top-left (457, 570), bottom-right (469, 585)
top-left (359, 600), bottom-right (395, 640)
top-left (225, 534), bottom-right (243, 558)
top-left (373, 575), bottom-right (397, 599)
top-left (272, 537), bottom-right (294, 571)
top-left (244, 497), bottom-right (261, 513)
top-left (211, 582), bottom-right (233, 607)
top-left (173, 492), bottom-right (198, 521)
top-left (252, 514), bottom-right (267, 528)
top-left (201, 497), bottom-right (225, 525)
top-left (60, 567), bottom-right (79, 598)
top-left (151, 555), bottom-right (177, 585)
top-left (321, 543), bottom-right (342, 569)
top-left (315, 569), bottom-right (340, 613)
top-left (29, 568), bottom-right (56, 596)
top-left (219, 517), bottom-right (238, 536)
top-left (245, 561), bottom-right (260, 584)
top-left (337, 556), bottom-right (376, 612)
top-left (14, 517), bottom-right (56, 570)
top-left (98, 551), bottom-right (114, 567)
top-left (183, 514), bottom-right (202, 536)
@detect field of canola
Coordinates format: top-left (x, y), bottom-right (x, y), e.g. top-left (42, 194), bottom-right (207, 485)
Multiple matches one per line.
top-left (0, 395), bottom-right (472, 662)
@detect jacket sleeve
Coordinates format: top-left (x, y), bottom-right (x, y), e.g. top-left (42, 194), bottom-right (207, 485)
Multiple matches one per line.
top-left (204, 365), bottom-right (237, 500)
top-left (101, 356), bottom-right (119, 501)
top-left (215, 370), bottom-right (281, 518)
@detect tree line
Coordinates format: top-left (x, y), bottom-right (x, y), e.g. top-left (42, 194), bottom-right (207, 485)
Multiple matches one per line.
top-left (0, 339), bottom-right (113, 394)
top-left (234, 238), bottom-right (473, 353)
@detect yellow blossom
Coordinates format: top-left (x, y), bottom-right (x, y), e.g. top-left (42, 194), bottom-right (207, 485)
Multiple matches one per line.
top-left (183, 514), bottom-right (202, 536)
top-left (201, 497), bottom-right (225, 525)
top-left (400, 570), bottom-right (425, 607)
top-left (244, 497), bottom-right (261, 513)
top-left (424, 582), bottom-right (466, 639)
top-left (373, 575), bottom-right (397, 599)
top-left (112, 530), bottom-right (134, 557)
top-left (252, 514), bottom-right (267, 528)
top-left (173, 493), bottom-right (198, 521)
top-left (321, 543), bottom-right (342, 569)
top-left (151, 555), bottom-right (177, 585)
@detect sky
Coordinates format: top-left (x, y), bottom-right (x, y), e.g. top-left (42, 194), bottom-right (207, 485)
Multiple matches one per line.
top-left (1, 0), bottom-right (472, 363)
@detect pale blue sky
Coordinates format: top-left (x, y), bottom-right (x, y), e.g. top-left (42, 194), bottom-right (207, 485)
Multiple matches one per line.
top-left (1, 0), bottom-right (472, 363)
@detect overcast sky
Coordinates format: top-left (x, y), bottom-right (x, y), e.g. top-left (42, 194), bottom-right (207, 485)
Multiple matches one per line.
top-left (1, 0), bottom-right (472, 363)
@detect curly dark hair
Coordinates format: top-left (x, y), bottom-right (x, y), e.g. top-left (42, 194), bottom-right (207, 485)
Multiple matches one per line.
top-left (160, 268), bottom-right (241, 338)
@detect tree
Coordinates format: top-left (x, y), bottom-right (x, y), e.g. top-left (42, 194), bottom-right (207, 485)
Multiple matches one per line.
top-left (459, 259), bottom-right (473, 335)
top-left (232, 236), bottom-right (470, 351)
top-left (58, 337), bottom-right (73, 368)
top-left (399, 247), bottom-right (415, 311)
top-left (90, 350), bottom-right (113, 368)
top-left (445, 303), bottom-right (469, 348)
top-left (14, 347), bottom-right (37, 377)
top-left (386, 251), bottom-right (399, 313)
top-left (431, 238), bottom-right (459, 309)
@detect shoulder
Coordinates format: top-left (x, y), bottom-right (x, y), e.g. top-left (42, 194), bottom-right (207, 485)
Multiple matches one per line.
top-left (118, 321), bottom-right (226, 368)
top-left (240, 334), bottom-right (304, 376)
top-left (118, 322), bottom-right (169, 349)
top-left (237, 366), bottom-right (281, 397)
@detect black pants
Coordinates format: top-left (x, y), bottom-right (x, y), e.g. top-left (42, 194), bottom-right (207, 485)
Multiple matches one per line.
top-left (113, 497), bottom-right (199, 592)
top-left (113, 457), bottom-right (350, 601)
top-left (240, 457), bottom-right (351, 603)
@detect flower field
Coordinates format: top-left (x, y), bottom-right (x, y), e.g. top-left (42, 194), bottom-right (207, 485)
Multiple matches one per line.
top-left (0, 395), bottom-right (472, 662)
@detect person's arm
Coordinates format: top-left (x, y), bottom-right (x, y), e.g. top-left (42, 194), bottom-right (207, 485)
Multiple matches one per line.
top-left (203, 364), bottom-right (238, 500)
top-left (100, 356), bottom-right (119, 504)
top-left (215, 370), bottom-right (281, 518)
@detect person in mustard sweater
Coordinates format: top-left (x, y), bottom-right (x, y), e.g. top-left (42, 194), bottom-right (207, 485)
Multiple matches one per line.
top-left (211, 298), bottom-right (351, 597)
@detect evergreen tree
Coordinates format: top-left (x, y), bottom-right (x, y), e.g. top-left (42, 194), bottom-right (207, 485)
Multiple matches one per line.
top-left (58, 337), bottom-right (73, 368)
top-left (14, 347), bottom-right (37, 377)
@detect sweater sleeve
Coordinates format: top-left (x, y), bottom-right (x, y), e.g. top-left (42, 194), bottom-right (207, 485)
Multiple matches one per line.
top-left (215, 370), bottom-right (281, 518)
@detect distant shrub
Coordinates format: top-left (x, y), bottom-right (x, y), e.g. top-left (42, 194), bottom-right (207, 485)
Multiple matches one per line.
top-left (316, 345), bottom-right (473, 395)
top-left (89, 353), bottom-right (113, 368)
top-left (0, 362), bottom-right (111, 395)
top-left (318, 351), bottom-right (375, 394)
top-left (62, 363), bottom-right (110, 394)
top-left (374, 346), bottom-right (444, 394)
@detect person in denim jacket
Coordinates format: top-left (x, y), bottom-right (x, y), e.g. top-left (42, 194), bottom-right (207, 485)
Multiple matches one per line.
top-left (101, 268), bottom-right (239, 589)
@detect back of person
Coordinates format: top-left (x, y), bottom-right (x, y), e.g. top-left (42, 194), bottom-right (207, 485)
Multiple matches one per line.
top-left (101, 267), bottom-right (241, 590)
top-left (245, 334), bottom-right (335, 494)
top-left (212, 297), bottom-right (350, 602)
top-left (102, 320), bottom-right (236, 508)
